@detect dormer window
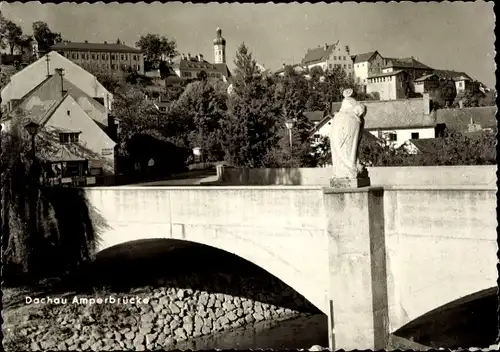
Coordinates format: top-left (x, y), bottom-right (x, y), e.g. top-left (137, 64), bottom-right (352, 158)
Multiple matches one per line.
top-left (59, 132), bottom-right (80, 144)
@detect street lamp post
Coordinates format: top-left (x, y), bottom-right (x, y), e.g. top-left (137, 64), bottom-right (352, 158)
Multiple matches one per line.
top-left (285, 119), bottom-right (294, 148)
top-left (25, 121), bottom-right (40, 158)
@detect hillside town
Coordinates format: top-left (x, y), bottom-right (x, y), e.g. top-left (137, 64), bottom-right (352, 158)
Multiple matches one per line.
top-left (0, 12), bottom-right (496, 189)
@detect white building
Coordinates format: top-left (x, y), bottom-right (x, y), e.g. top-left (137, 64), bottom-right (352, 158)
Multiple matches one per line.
top-left (350, 51), bottom-right (385, 91)
top-left (301, 41), bottom-right (354, 78)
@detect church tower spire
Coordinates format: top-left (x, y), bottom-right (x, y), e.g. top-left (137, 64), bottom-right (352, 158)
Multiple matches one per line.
top-left (213, 27), bottom-right (226, 64)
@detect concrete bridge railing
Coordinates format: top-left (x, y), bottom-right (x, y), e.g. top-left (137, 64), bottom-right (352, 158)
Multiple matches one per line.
top-left (84, 166), bottom-right (497, 350)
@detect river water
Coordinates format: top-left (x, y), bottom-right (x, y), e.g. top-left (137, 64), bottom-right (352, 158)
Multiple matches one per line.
top-left (175, 313), bottom-right (328, 350)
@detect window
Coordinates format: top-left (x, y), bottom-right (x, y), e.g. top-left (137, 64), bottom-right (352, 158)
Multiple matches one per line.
top-left (458, 82), bottom-right (463, 88)
top-left (333, 56), bottom-right (337, 60)
top-left (111, 64), bottom-right (117, 70)
top-left (329, 64), bottom-right (332, 69)
top-left (343, 56), bottom-right (346, 60)
top-left (67, 110), bottom-right (71, 116)
top-left (343, 64), bottom-right (346, 69)
top-left (102, 54), bottom-right (107, 60)
top-left (348, 64), bottom-right (352, 69)
top-left (314, 134), bottom-right (321, 143)
top-left (59, 132), bottom-right (79, 144)
top-left (71, 53), bottom-right (77, 59)
top-left (121, 54), bottom-right (125, 60)
top-left (411, 132), bottom-right (420, 139)
top-left (387, 133), bottom-right (397, 141)
top-left (111, 54), bottom-right (116, 60)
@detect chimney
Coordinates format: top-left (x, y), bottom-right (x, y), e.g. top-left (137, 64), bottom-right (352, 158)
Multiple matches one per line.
top-left (283, 63), bottom-right (286, 69)
top-left (187, 53), bottom-right (191, 60)
top-left (423, 92), bottom-right (430, 115)
top-left (324, 43), bottom-right (328, 51)
top-left (345, 46), bottom-right (350, 55)
top-left (198, 53), bottom-right (203, 62)
top-left (459, 99), bottom-right (464, 109)
top-left (55, 68), bottom-right (65, 97)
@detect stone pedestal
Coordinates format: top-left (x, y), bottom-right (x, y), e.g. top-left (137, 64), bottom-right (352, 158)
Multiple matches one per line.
top-left (330, 177), bottom-right (371, 189)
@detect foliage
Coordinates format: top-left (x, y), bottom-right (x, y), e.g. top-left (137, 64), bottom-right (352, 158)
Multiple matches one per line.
top-left (84, 64), bottom-right (125, 93)
top-left (313, 128), bottom-right (496, 168)
top-left (1, 120), bottom-right (101, 285)
top-left (112, 84), bottom-right (161, 151)
top-left (0, 17), bottom-right (25, 55)
top-left (32, 21), bottom-right (62, 51)
top-left (220, 43), bottom-right (282, 167)
top-left (167, 80), bottom-right (228, 162)
top-left (452, 89), bottom-right (493, 108)
top-left (135, 33), bottom-right (178, 64)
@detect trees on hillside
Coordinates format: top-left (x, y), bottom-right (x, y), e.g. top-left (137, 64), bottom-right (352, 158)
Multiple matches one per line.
top-left (136, 33), bottom-right (179, 65)
top-left (0, 13), bottom-right (32, 55)
top-left (32, 21), bottom-right (62, 51)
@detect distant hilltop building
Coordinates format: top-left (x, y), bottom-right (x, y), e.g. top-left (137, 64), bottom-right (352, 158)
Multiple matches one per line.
top-left (171, 27), bottom-right (231, 82)
top-left (50, 40), bottom-right (144, 75)
top-left (301, 41), bottom-right (354, 78)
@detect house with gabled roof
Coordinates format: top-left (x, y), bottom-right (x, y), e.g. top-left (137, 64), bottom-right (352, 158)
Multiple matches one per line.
top-left (308, 94), bottom-right (438, 149)
top-left (1, 69), bottom-right (117, 186)
top-left (365, 56), bottom-right (435, 100)
top-left (301, 41), bottom-right (354, 79)
top-left (432, 69), bottom-right (480, 94)
top-left (1, 51), bottom-right (113, 115)
top-left (350, 51), bottom-right (385, 90)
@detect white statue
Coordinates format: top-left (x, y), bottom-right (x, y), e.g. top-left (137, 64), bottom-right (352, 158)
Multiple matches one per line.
top-left (330, 89), bottom-right (370, 187)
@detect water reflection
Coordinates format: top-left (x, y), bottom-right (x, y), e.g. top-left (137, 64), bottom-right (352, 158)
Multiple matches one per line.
top-left (175, 313), bottom-right (328, 350)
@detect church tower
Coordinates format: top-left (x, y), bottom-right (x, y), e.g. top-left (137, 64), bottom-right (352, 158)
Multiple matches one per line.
top-left (213, 27), bottom-right (226, 64)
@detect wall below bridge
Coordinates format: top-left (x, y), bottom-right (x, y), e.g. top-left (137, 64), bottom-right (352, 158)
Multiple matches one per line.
top-left (214, 165), bottom-right (497, 187)
top-left (84, 173), bottom-right (497, 349)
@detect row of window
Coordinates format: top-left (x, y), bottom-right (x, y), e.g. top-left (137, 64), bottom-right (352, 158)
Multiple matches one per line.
top-left (66, 52), bottom-right (141, 61)
top-left (369, 76), bottom-right (395, 83)
top-left (81, 63), bottom-right (141, 71)
top-left (181, 71), bottom-right (222, 78)
top-left (328, 63), bottom-right (352, 70)
top-left (332, 56), bottom-right (348, 61)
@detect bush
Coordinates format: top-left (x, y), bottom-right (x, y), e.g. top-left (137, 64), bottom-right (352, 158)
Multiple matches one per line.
top-left (1, 121), bottom-right (103, 285)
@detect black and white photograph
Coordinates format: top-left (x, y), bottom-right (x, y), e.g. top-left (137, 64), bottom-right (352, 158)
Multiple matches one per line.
top-left (0, 1), bottom-right (497, 351)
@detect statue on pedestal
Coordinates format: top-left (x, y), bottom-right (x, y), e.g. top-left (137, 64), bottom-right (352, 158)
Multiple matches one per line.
top-left (329, 88), bottom-right (371, 188)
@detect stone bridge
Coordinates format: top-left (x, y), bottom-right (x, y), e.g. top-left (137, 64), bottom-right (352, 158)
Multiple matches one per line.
top-left (83, 169), bottom-right (497, 350)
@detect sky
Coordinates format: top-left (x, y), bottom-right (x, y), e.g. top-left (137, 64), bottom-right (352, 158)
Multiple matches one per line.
top-left (1, 1), bottom-right (496, 88)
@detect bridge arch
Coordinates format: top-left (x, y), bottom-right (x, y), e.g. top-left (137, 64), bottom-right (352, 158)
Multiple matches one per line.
top-left (94, 238), bottom-right (322, 314)
top-left (392, 287), bottom-right (498, 348)
top-left (96, 227), bottom-right (329, 314)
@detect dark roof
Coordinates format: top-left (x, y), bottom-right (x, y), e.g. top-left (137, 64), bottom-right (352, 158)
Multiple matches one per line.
top-left (368, 70), bottom-right (407, 79)
top-left (433, 69), bottom-right (473, 81)
top-left (214, 63), bottom-right (231, 78)
top-left (3, 74), bottom-right (106, 128)
top-left (51, 42), bottom-right (141, 53)
top-left (435, 106), bottom-right (497, 132)
top-left (351, 51), bottom-right (378, 64)
top-left (302, 42), bottom-right (339, 65)
top-left (179, 59), bottom-right (217, 71)
top-left (304, 111), bottom-right (324, 123)
top-left (408, 138), bottom-right (439, 153)
top-left (414, 73), bottom-right (439, 82)
top-left (384, 57), bottom-right (433, 70)
top-left (363, 98), bottom-right (436, 130)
